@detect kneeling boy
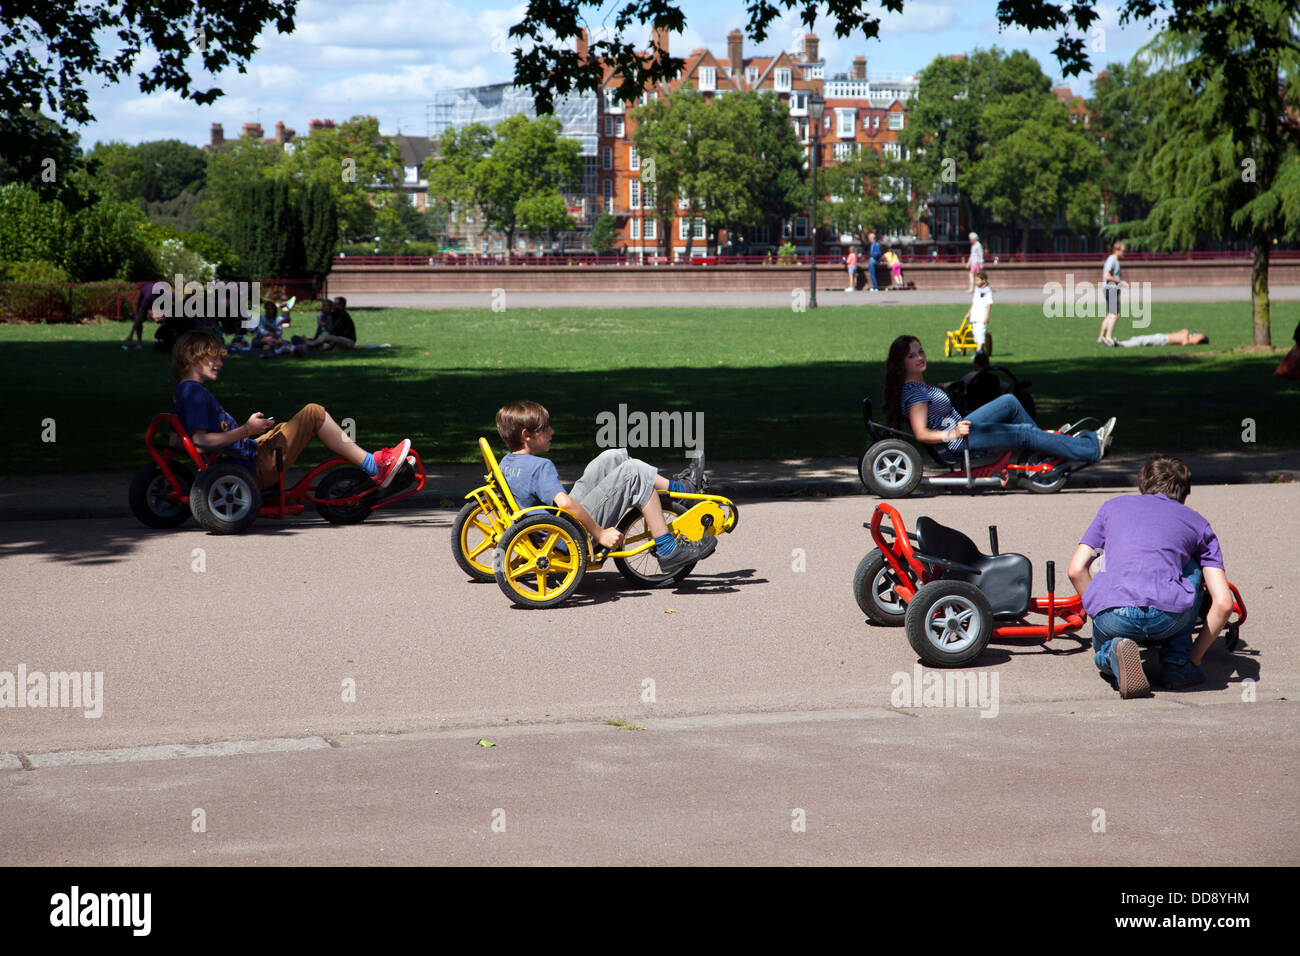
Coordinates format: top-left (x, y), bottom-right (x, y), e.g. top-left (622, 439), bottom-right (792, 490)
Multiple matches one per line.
top-left (495, 400), bottom-right (714, 574)
top-left (172, 329), bottom-right (410, 489)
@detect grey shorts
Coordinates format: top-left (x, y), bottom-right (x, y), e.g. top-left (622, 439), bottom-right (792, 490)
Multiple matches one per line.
top-left (568, 449), bottom-right (658, 528)
top-left (1105, 284), bottom-right (1121, 315)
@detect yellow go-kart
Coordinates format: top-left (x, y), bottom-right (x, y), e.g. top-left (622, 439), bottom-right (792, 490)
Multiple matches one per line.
top-left (943, 317), bottom-right (992, 357)
top-left (452, 438), bottom-right (740, 608)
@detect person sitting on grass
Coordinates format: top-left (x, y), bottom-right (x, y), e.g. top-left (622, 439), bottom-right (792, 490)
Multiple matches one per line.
top-left (310, 296), bottom-right (357, 351)
top-left (1102, 328), bottom-right (1209, 348)
top-left (1067, 454), bottom-right (1235, 700)
top-left (171, 329), bottom-right (410, 491)
top-left (495, 400), bottom-right (713, 574)
top-left (883, 334), bottom-right (1116, 464)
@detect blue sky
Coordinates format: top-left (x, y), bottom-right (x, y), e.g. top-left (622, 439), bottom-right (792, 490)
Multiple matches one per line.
top-left (71, 0), bottom-right (1166, 150)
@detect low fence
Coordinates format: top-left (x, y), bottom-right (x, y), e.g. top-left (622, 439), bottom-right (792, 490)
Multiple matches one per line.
top-left (0, 279), bottom-right (322, 323)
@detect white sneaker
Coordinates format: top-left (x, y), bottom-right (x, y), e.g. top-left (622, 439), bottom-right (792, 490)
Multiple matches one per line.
top-left (1094, 417), bottom-right (1117, 459)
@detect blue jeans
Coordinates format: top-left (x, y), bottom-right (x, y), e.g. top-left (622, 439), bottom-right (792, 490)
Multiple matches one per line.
top-left (1091, 564), bottom-right (1203, 682)
top-left (964, 394), bottom-right (1101, 462)
top-left (868, 258), bottom-right (880, 290)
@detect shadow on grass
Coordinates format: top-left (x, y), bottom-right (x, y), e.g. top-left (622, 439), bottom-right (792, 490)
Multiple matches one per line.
top-left (4, 339), bottom-right (1297, 476)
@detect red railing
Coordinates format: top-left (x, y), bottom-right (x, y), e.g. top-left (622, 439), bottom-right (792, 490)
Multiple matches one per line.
top-left (333, 249), bottom-right (1299, 267)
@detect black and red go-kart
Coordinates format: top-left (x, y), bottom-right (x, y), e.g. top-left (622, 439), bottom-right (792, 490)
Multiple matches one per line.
top-left (853, 503), bottom-right (1247, 668)
top-left (128, 413), bottom-right (425, 534)
top-left (858, 397), bottom-right (1099, 498)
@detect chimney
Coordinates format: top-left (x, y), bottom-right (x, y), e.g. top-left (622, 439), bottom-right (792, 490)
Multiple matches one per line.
top-left (241, 122), bottom-right (263, 140)
top-left (275, 120), bottom-right (287, 143)
top-left (802, 33), bottom-right (819, 63)
top-left (210, 123), bottom-right (224, 147)
top-left (853, 56), bottom-right (866, 80)
top-left (576, 27), bottom-right (589, 62)
top-left (651, 23), bottom-right (670, 60)
top-left (728, 30), bottom-right (743, 79)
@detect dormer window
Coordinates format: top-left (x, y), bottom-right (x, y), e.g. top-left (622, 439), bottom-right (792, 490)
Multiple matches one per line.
top-left (775, 68), bottom-right (791, 92)
top-left (745, 67), bottom-right (758, 86)
top-left (698, 66), bottom-right (716, 91)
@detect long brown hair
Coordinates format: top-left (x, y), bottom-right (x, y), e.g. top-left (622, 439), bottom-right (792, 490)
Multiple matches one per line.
top-left (883, 334), bottom-right (921, 429)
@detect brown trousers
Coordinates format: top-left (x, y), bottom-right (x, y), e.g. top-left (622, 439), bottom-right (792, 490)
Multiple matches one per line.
top-left (255, 403), bottom-right (326, 488)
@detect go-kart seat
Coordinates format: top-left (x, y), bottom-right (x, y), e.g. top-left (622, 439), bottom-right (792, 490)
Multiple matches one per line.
top-left (914, 516), bottom-right (1033, 620)
top-left (928, 441), bottom-right (1006, 469)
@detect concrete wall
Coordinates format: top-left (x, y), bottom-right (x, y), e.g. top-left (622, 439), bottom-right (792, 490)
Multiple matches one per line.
top-left (328, 259), bottom-right (1299, 295)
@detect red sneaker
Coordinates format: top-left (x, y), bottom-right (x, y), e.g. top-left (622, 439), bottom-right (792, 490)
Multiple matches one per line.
top-left (373, 439), bottom-right (412, 488)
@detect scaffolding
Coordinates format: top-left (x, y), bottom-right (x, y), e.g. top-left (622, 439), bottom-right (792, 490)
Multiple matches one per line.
top-left (427, 83), bottom-right (598, 157)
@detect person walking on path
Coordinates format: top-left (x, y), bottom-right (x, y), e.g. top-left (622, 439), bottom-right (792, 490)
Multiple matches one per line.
top-left (966, 232), bottom-right (984, 293)
top-left (867, 232), bottom-right (882, 291)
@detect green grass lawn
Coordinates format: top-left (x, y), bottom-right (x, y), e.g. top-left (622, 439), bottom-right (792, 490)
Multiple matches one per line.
top-left (4, 301), bottom-right (1297, 474)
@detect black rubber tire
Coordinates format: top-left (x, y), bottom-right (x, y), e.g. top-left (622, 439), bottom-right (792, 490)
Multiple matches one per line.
top-left (313, 466), bottom-right (373, 525)
top-left (904, 580), bottom-right (994, 667)
top-left (494, 512), bottom-right (588, 608)
top-left (452, 500), bottom-right (498, 582)
top-left (852, 548), bottom-right (910, 626)
top-left (190, 463), bottom-right (261, 534)
top-left (860, 439), bottom-right (923, 498)
top-left (1017, 452), bottom-right (1069, 494)
top-left (128, 462), bottom-right (193, 528)
top-left (614, 499), bottom-right (694, 587)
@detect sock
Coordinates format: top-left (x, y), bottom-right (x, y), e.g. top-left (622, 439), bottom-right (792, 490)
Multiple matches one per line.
top-left (360, 452), bottom-right (377, 476)
top-left (668, 479), bottom-right (685, 493)
top-left (654, 533), bottom-right (676, 557)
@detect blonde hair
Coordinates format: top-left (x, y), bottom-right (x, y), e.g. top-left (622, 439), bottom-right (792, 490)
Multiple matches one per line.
top-left (172, 329), bottom-right (225, 381)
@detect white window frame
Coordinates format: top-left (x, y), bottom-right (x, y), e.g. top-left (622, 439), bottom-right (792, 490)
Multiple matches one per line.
top-left (630, 218), bottom-right (640, 240)
top-left (678, 190), bottom-right (690, 210)
top-left (629, 145), bottom-right (640, 171)
top-left (745, 66), bottom-right (758, 87)
top-left (698, 66), bottom-right (716, 92)
top-left (790, 91), bottom-right (808, 115)
top-left (629, 179), bottom-right (641, 209)
top-left (679, 217), bottom-right (689, 240)
top-left (836, 109), bottom-right (855, 138)
top-left (643, 218), bottom-right (656, 240)
top-left (603, 179), bottom-right (613, 213)
top-left (775, 68), bottom-right (791, 92)
top-left (602, 146), bottom-right (612, 170)
top-left (603, 116), bottom-right (613, 137)
top-left (794, 216), bottom-right (808, 239)
top-left (889, 112), bottom-right (904, 130)
top-left (603, 88), bottom-right (625, 114)
top-left (616, 117), bottom-right (625, 138)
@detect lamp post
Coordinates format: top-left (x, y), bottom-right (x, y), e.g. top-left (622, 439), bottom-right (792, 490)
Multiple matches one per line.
top-left (808, 94), bottom-right (825, 309)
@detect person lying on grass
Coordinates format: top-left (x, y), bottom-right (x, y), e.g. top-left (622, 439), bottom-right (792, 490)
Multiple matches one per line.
top-left (495, 400), bottom-right (713, 574)
top-left (1102, 328), bottom-right (1209, 348)
top-left (171, 329), bottom-right (409, 490)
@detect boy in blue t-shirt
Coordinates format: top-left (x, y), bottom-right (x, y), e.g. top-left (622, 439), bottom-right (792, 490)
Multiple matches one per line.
top-left (495, 400), bottom-right (714, 574)
top-left (171, 329), bottom-right (410, 490)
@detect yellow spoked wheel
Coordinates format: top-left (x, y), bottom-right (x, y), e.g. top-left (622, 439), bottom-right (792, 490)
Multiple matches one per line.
top-left (944, 337), bottom-right (953, 357)
top-left (614, 500), bottom-right (692, 587)
top-left (452, 500), bottom-right (498, 582)
top-left (495, 512), bottom-right (588, 608)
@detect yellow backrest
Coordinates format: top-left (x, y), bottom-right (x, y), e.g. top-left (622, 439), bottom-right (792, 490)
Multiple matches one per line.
top-left (478, 437), bottom-right (521, 515)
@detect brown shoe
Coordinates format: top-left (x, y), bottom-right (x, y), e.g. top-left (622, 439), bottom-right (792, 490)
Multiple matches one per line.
top-left (1112, 638), bottom-right (1150, 699)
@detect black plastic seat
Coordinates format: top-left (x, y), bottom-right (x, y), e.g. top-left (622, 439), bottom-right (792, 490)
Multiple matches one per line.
top-left (929, 443), bottom-right (1007, 469)
top-left (914, 516), bottom-right (1033, 620)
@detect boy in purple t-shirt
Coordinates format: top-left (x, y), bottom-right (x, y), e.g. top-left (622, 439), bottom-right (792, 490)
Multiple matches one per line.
top-left (1067, 454), bottom-right (1235, 699)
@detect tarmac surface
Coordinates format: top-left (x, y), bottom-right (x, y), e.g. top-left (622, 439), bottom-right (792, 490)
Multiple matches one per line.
top-left (2, 483), bottom-right (1297, 865)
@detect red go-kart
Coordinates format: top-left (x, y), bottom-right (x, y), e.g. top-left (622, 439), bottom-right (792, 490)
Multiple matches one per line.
top-left (128, 413), bottom-right (425, 534)
top-left (853, 503), bottom-right (1247, 667)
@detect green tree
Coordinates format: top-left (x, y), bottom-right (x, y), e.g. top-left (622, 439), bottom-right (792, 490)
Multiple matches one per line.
top-left (1087, 57), bottom-right (1160, 224)
top-left (1123, 3), bottom-right (1300, 345)
top-left (282, 115), bottom-right (403, 242)
top-left (299, 179), bottom-right (339, 284)
top-left (964, 94), bottom-right (1102, 254)
top-left (0, 110), bottom-right (82, 201)
top-left (819, 146), bottom-right (912, 243)
top-left (590, 212), bottom-right (617, 253)
top-left (231, 176), bottom-right (304, 279)
top-left (198, 138), bottom-right (282, 248)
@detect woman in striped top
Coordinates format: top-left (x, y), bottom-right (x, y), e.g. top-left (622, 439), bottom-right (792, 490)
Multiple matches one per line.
top-left (883, 335), bottom-right (1116, 462)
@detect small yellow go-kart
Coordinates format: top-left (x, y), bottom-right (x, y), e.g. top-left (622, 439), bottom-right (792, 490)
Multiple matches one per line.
top-left (451, 438), bottom-right (740, 608)
top-left (944, 317), bottom-right (992, 357)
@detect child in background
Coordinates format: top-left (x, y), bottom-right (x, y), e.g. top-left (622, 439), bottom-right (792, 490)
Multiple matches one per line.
top-left (963, 270), bottom-right (993, 359)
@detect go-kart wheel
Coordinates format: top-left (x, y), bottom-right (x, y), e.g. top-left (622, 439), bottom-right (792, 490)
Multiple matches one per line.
top-left (860, 439), bottom-right (923, 498)
top-left (904, 580), bottom-right (994, 667)
top-left (852, 548), bottom-right (910, 626)
top-left (452, 500), bottom-right (498, 582)
top-left (1017, 452), bottom-right (1069, 494)
top-left (981, 331), bottom-right (993, 357)
top-left (1224, 622), bottom-right (1240, 653)
top-left (190, 463), bottom-right (261, 534)
top-left (944, 337), bottom-right (953, 357)
top-left (615, 499), bottom-right (693, 587)
top-left (314, 466), bottom-right (373, 525)
top-left (128, 462), bottom-right (193, 528)
top-left (494, 512), bottom-right (588, 608)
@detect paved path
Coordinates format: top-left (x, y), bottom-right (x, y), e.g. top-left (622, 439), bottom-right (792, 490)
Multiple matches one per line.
top-left (343, 285), bottom-right (1300, 310)
top-left (1, 486), bottom-right (1296, 865)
